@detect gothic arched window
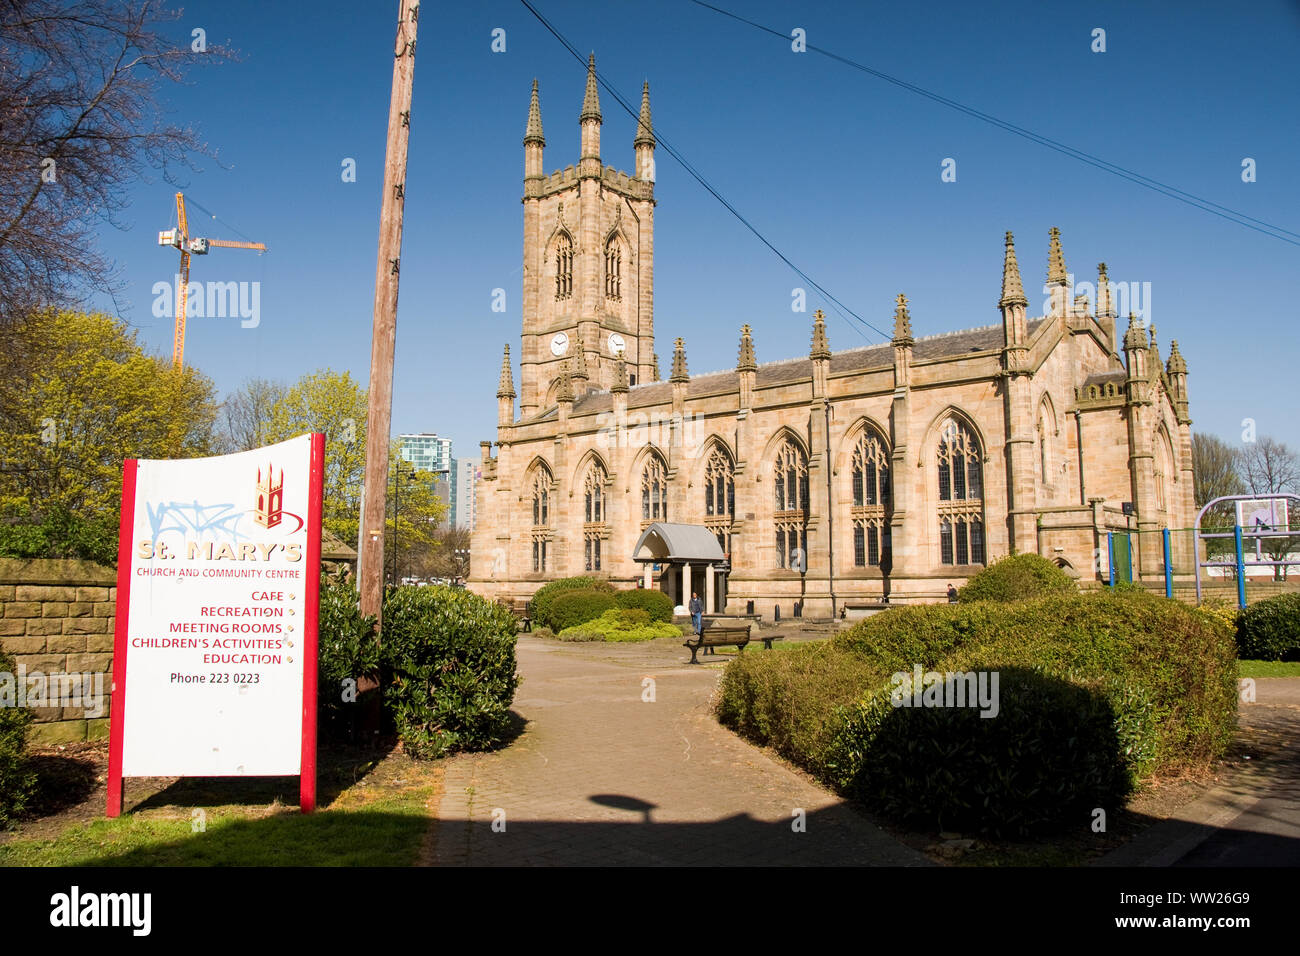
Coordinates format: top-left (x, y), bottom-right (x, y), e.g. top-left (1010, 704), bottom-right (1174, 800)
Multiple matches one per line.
top-left (850, 428), bottom-right (891, 567)
top-left (583, 461), bottom-right (606, 572)
top-left (936, 417), bottom-right (985, 566)
top-left (604, 239), bottom-right (622, 300)
top-left (1155, 427), bottom-right (1175, 514)
top-left (641, 454), bottom-right (668, 523)
top-left (704, 445), bottom-right (735, 559)
top-left (584, 462), bottom-right (606, 523)
top-left (554, 235), bottom-right (573, 300)
top-left (773, 438), bottom-right (808, 569)
top-left (530, 465), bottom-right (552, 572)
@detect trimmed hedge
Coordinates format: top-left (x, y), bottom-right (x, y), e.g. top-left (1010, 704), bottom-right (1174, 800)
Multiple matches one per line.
top-left (0, 648), bottom-right (36, 828)
top-left (556, 608), bottom-right (682, 643)
top-left (1236, 593), bottom-right (1300, 661)
top-left (380, 586), bottom-right (519, 758)
top-left (0, 504), bottom-right (118, 566)
top-left (718, 590), bottom-right (1237, 835)
top-left (958, 552), bottom-right (1075, 603)
top-left (614, 588), bottom-right (674, 623)
top-left (530, 576), bottom-right (615, 630)
top-left (827, 668), bottom-right (1131, 835)
top-left (548, 589), bottom-right (619, 632)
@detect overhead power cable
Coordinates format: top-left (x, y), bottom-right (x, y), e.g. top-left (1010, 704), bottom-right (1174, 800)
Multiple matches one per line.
top-left (691, 0), bottom-right (1300, 248)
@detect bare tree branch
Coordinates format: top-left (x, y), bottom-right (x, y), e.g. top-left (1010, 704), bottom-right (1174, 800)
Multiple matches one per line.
top-left (0, 0), bottom-right (232, 319)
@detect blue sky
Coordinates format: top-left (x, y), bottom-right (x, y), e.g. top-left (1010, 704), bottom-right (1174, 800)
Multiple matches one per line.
top-left (91, 0), bottom-right (1300, 458)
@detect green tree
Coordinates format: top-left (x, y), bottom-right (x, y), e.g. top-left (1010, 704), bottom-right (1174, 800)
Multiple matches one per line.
top-left (264, 369), bottom-right (367, 546)
top-left (0, 309), bottom-right (217, 560)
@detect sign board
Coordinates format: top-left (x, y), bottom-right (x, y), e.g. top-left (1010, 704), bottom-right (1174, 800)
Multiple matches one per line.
top-left (1237, 498), bottom-right (1290, 535)
top-left (107, 434), bottom-right (324, 815)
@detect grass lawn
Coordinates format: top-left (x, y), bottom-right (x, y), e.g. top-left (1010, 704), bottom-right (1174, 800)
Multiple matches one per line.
top-left (1238, 659), bottom-right (1300, 678)
top-left (0, 746), bottom-right (441, 867)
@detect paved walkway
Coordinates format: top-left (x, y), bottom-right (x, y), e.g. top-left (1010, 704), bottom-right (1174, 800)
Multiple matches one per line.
top-left (428, 635), bottom-right (928, 866)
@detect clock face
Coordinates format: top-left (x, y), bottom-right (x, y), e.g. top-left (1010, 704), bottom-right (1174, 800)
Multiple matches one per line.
top-left (550, 332), bottom-right (569, 357)
top-left (608, 332), bottom-right (626, 355)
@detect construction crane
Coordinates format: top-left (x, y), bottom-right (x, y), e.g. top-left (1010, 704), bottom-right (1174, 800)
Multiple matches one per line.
top-left (157, 191), bottom-right (267, 369)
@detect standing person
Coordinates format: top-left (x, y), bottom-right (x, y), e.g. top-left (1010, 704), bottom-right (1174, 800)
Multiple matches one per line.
top-left (946, 583), bottom-right (959, 603)
top-left (689, 591), bottom-right (704, 636)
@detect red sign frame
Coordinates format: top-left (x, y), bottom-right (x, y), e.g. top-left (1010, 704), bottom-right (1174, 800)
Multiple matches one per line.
top-left (106, 433), bottom-right (324, 816)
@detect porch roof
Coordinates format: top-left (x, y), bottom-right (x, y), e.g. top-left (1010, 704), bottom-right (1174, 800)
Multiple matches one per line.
top-left (632, 522), bottom-right (726, 564)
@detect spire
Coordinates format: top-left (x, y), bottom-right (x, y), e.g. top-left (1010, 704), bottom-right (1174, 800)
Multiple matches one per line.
top-left (611, 355), bottom-right (629, 393)
top-left (524, 79), bottom-right (544, 146)
top-left (892, 293), bottom-right (914, 345)
top-left (737, 324), bottom-right (756, 371)
top-left (634, 81), bottom-right (655, 147)
top-left (1167, 339), bottom-right (1187, 374)
top-left (557, 360), bottom-right (574, 403)
top-left (1123, 312), bottom-right (1148, 351)
top-left (810, 309), bottom-right (831, 360)
top-left (670, 337), bottom-right (689, 382)
top-left (652, 353), bottom-right (660, 381)
top-left (496, 344), bottom-right (515, 398)
top-left (1047, 226), bottom-right (1067, 285)
top-left (580, 53), bottom-right (601, 123)
top-left (1096, 262), bottom-right (1115, 316)
top-left (999, 231), bottom-right (1028, 308)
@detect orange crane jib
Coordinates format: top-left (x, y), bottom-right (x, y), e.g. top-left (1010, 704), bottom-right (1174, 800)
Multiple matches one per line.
top-left (157, 192), bottom-right (267, 369)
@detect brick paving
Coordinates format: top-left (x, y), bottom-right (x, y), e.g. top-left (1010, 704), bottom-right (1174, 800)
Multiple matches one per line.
top-left (428, 635), bottom-right (928, 866)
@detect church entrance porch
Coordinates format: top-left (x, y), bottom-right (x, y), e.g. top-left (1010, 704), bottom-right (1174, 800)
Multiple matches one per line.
top-left (632, 522), bottom-right (727, 614)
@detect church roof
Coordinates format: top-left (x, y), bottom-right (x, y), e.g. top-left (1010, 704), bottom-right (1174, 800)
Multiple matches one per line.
top-left (632, 523), bottom-right (726, 563)
top-left (544, 319), bottom-right (1043, 419)
top-left (1081, 370), bottom-right (1126, 388)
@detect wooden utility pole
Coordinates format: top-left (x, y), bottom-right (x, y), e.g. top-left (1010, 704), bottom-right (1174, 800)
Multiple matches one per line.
top-left (359, 0), bottom-right (420, 630)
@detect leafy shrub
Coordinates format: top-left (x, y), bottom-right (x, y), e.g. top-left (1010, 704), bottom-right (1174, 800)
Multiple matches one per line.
top-left (1195, 597), bottom-right (1241, 638)
top-left (0, 648), bottom-right (36, 828)
top-left (958, 552), bottom-right (1075, 603)
top-left (614, 588), bottom-right (674, 622)
top-left (1236, 593), bottom-right (1300, 661)
top-left (547, 589), bottom-right (619, 632)
top-left (380, 586), bottom-right (519, 758)
top-left (0, 505), bottom-right (118, 565)
top-left (556, 608), bottom-right (682, 643)
top-left (316, 574), bottom-right (380, 740)
top-left (530, 576), bottom-right (615, 630)
top-left (718, 590), bottom-right (1237, 835)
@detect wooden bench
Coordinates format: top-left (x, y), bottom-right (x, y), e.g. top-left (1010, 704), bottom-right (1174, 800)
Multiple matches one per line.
top-left (682, 625), bottom-right (781, 663)
top-left (499, 599), bottom-right (532, 633)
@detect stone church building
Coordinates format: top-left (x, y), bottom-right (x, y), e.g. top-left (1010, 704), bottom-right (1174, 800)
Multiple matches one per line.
top-left (469, 57), bottom-right (1196, 617)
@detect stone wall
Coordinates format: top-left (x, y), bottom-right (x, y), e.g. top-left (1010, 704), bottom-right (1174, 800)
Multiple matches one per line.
top-left (0, 558), bottom-right (115, 744)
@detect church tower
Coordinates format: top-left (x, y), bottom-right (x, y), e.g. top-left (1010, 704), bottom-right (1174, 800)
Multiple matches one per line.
top-left (517, 56), bottom-right (657, 418)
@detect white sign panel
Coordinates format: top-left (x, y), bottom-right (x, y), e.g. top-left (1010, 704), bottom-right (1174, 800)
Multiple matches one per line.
top-left (114, 435), bottom-right (320, 778)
